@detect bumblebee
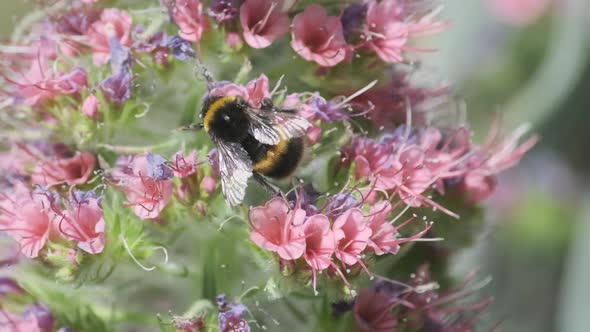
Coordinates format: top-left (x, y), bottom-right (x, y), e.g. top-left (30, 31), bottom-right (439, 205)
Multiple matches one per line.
top-left (192, 95), bottom-right (310, 205)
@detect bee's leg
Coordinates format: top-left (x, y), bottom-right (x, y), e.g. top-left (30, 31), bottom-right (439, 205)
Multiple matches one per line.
top-left (260, 98), bottom-right (275, 112)
top-left (253, 173), bottom-right (285, 199)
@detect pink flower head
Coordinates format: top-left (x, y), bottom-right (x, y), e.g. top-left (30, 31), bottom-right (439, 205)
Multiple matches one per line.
top-left (200, 176), bottom-right (217, 195)
top-left (225, 31), bottom-right (243, 49)
top-left (87, 8), bottom-right (133, 66)
top-left (7, 52), bottom-right (88, 107)
top-left (82, 94), bottom-right (100, 119)
top-left (0, 309), bottom-right (41, 332)
top-left (170, 0), bottom-right (206, 43)
top-left (291, 5), bottom-right (348, 67)
top-left (53, 7), bottom-right (102, 57)
top-left (366, 201), bottom-right (399, 255)
top-left (59, 192), bottom-right (105, 254)
top-left (209, 74), bottom-right (270, 108)
top-left (332, 208), bottom-right (371, 266)
top-left (240, 0), bottom-right (290, 49)
top-left (390, 145), bottom-right (433, 206)
top-left (353, 287), bottom-right (397, 332)
top-left (31, 152), bottom-right (96, 187)
top-left (112, 154), bottom-right (174, 219)
top-left (170, 150), bottom-right (199, 178)
top-left (363, 0), bottom-right (447, 63)
top-left (249, 198), bottom-right (306, 260)
top-left (343, 137), bottom-right (395, 189)
top-left (0, 145), bottom-right (37, 177)
top-left (461, 124), bottom-right (538, 202)
top-left (302, 214), bottom-right (335, 293)
top-left (0, 187), bottom-right (57, 258)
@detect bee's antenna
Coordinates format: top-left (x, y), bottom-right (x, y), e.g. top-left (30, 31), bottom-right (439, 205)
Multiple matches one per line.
top-left (176, 123), bottom-right (203, 131)
top-left (192, 58), bottom-right (215, 90)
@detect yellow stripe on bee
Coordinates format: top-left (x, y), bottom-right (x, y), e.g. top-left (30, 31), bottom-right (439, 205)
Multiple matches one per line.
top-left (203, 96), bottom-right (237, 132)
top-left (254, 139), bottom-right (289, 173)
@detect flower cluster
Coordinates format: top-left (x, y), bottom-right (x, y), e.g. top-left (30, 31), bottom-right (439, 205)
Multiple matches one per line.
top-left (249, 190), bottom-right (432, 294)
top-left (342, 122), bottom-right (538, 210)
top-left (160, 0), bottom-right (447, 67)
top-left (0, 185), bottom-right (105, 258)
top-left (0, 0), bottom-right (539, 331)
top-left (1, 3), bottom-right (196, 116)
top-left (111, 150), bottom-right (217, 220)
top-left (350, 265), bottom-right (493, 331)
top-left (0, 276), bottom-right (75, 331)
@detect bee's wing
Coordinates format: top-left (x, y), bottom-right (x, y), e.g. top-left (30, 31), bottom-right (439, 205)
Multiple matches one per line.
top-left (213, 137), bottom-right (253, 206)
top-left (245, 107), bottom-right (311, 145)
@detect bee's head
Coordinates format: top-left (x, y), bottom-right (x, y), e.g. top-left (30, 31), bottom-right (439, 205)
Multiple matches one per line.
top-left (201, 95), bottom-right (250, 142)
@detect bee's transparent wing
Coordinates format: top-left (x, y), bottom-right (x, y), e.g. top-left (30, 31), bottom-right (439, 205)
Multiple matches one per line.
top-left (213, 137), bottom-right (253, 206)
top-left (245, 107), bottom-right (311, 145)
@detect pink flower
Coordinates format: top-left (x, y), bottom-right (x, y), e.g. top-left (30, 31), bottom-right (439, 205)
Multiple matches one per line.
top-left (170, 150), bottom-right (199, 178)
top-left (290, 5), bottom-right (348, 67)
top-left (59, 194), bottom-right (105, 254)
top-left (82, 94), bottom-right (100, 119)
top-left (390, 145), bottom-right (433, 206)
top-left (362, 0), bottom-right (447, 63)
top-left (486, 0), bottom-right (552, 26)
top-left (0, 145), bottom-right (37, 176)
top-left (200, 176), bottom-right (217, 194)
top-left (0, 309), bottom-right (41, 332)
top-left (170, 0), bottom-right (206, 43)
top-left (302, 214), bottom-right (335, 292)
top-left (240, 0), bottom-right (290, 49)
top-left (7, 53), bottom-right (88, 107)
top-left (366, 202), bottom-right (399, 255)
top-left (0, 187), bottom-right (57, 258)
top-left (353, 287), bottom-right (397, 332)
top-left (112, 154), bottom-right (174, 219)
top-left (31, 152), bottom-right (96, 187)
top-left (87, 8), bottom-right (133, 66)
top-left (249, 198), bottom-right (306, 260)
top-left (344, 137), bottom-right (395, 189)
top-left (461, 124), bottom-right (538, 202)
top-left (54, 7), bottom-right (102, 57)
top-left (209, 74), bottom-right (270, 108)
top-left (332, 208), bottom-right (371, 266)
top-left (226, 31), bottom-right (243, 49)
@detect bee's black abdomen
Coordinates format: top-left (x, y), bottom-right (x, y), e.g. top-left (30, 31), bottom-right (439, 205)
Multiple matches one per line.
top-left (256, 137), bottom-right (304, 179)
top-left (266, 137), bottom-right (304, 178)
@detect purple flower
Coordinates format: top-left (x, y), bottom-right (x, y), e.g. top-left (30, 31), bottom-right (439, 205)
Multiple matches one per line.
top-left (109, 37), bottom-right (135, 74)
top-left (324, 193), bottom-right (360, 218)
top-left (341, 3), bottom-right (368, 40)
top-left (307, 94), bottom-right (349, 123)
top-left (163, 35), bottom-right (196, 61)
top-left (217, 295), bottom-right (250, 332)
top-left (23, 304), bottom-right (54, 332)
top-left (146, 153), bottom-right (173, 180)
top-left (287, 184), bottom-right (321, 216)
top-left (134, 27), bottom-right (168, 53)
top-left (99, 69), bottom-right (133, 105)
top-left (72, 190), bottom-right (101, 205)
top-left (208, 0), bottom-right (239, 24)
top-left (0, 277), bottom-right (24, 297)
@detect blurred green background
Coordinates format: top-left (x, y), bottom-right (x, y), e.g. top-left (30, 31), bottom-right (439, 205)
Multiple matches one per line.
top-left (1, 1), bottom-right (589, 331)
